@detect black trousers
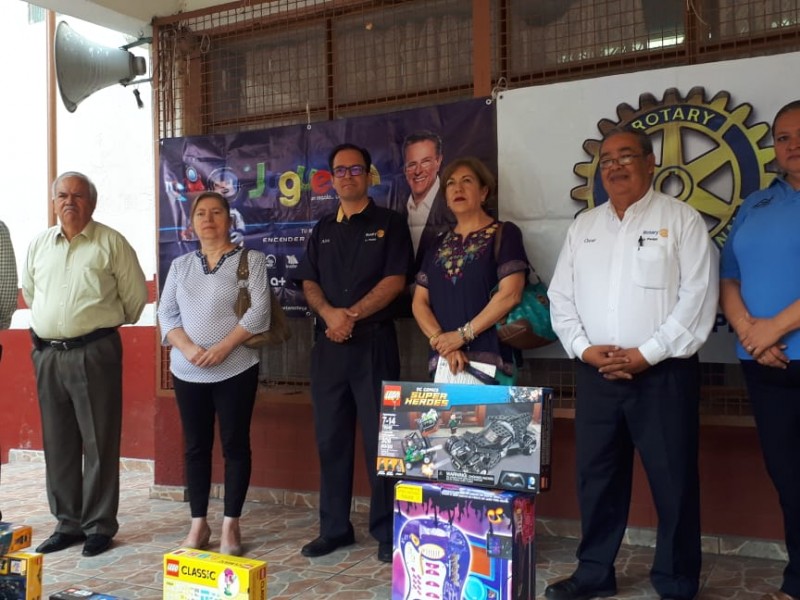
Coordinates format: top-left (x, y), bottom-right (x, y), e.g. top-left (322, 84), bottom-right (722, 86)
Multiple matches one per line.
top-left (742, 360), bottom-right (800, 598)
top-left (32, 331), bottom-right (123, 538)
top-left (309, 321), bottom-right (398, 544)
top-left (173, 364), bottom-right (259, 518)
top-left (574, 357), bottom-right (701, 600)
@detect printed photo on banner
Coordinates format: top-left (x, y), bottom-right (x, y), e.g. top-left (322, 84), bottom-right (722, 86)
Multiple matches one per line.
top-left (158, 97), bottom-right (496, 315)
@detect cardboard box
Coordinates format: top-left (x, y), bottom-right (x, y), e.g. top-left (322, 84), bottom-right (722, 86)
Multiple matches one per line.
top-left (391, 481), bottom-right (535, 600)
top-left (0, 523), bottom-right (33, 555)
top-left (0, 552), bottom-right (43, 600)
top-left (163, 548), bottom-right (267, 600)
top-left (378, 382), bottom-right (552, 492)
top-left (50, 589), bottom-right (127, 600)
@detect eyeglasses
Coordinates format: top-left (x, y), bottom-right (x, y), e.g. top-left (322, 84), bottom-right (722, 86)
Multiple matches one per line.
top-left (332, 165), bottom-right (367, 178)
top-left (404, 157), bottom-right (436, 173)
top-left (599, 154), bottom-right (642, 170)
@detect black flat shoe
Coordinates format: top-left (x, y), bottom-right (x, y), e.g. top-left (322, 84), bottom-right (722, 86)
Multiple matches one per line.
top-left (35, 532), bottom-right (85, 554)
top-left (300, 531), bottom-right (355, 557)
top-left (82, 534), bottom-right (113, 557)
top-left (544, 576), bottom-right (617, 600)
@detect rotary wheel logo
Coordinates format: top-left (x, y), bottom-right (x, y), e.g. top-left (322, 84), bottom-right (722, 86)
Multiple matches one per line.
top-left (571, 87), bottom-right (775, 247)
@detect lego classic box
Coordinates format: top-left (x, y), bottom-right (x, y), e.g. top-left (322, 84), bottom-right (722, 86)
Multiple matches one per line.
top-left (0, 552), bottom-right (43, 600)
top-left (163, 548), bottom-right (267, 600)
top-left (377, 382), bottom-right (552, 493)
top-left (391, 481), bottom-right (536, 600)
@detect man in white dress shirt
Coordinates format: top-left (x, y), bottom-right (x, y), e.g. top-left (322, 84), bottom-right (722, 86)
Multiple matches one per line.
top-left (402, 131), bottom-right (454, 270)
top-left (546, 128), bottom-right (719, 600)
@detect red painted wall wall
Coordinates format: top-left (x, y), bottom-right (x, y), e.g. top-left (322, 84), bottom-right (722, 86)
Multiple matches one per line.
top-left (0, 327), bottom-right (156, 463)
top-left (0, 324), bottom-right (782, 541)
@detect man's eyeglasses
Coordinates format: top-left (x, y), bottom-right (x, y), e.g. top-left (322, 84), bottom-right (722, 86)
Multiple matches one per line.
top-left (332, 165), bottom-right (367, 178)
top-left (599, 154), bottom-right (641, 170)
top-left (404, 157), bottom-right (436, 173)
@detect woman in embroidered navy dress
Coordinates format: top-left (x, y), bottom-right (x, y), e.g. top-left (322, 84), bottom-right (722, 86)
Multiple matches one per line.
top-left (158, 191), bottom-right (271, 556)
top-left (412, 156), bottom-right (529, 384)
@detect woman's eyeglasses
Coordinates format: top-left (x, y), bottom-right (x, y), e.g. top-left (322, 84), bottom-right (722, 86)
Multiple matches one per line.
top-left (332, 165), bottom-right (367, 178)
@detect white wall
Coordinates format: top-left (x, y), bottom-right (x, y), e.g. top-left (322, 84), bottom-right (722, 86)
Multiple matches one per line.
top-left (0, 5), bottom-right (156, 329)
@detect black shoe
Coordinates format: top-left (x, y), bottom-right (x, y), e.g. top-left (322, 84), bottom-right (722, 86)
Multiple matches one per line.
top-left (35, 532), bottom-right (85, 554)
top-left (82, 534), bottom-right (113, 557)
top-left (544, 576), bottom-right (617, 600)
top-left (377, 541), bottom-right (393, 563)
top-left (300, 531), bottom-right (355, 557)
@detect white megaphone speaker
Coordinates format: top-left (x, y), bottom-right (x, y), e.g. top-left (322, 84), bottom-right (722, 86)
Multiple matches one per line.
top-left (55, 21), bottom-right (148, 112)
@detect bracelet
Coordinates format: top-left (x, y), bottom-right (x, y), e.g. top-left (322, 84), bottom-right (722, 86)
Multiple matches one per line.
top-left (457, 322), bottom-right (475, 344)
top-left (465, 320), bottom-right (476, 342)
top-left (429, 330), bottom-right (442, 345)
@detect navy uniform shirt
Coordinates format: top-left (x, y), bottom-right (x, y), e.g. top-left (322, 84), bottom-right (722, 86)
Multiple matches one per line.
top-left (295, 199), bottom-right (413, 332)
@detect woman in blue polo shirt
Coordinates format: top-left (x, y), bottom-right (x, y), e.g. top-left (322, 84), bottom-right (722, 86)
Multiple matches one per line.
top-left (721, 100), bottom-right (800, 600)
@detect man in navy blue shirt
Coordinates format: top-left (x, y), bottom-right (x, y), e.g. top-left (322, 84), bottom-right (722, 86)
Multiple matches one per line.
top-left (295, 143), bottom-right (413, 563)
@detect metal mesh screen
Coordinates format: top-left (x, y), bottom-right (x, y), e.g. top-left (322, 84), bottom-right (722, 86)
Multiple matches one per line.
top-left (153, 0), bottom-right (799, 419)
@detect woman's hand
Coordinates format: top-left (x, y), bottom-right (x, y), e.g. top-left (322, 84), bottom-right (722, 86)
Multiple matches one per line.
top-left (181, 343), bottom-right (208, 365)
top-left (193, 340), bottom-right (235, 367)
top-left (445, 350), bottom-right (469, 375)
top-left (739, 316), bottom-right (784, 358)
top-left (755, 343), bottom-right (789, 369)
top-left (432, 331), bottom-right (465, 355)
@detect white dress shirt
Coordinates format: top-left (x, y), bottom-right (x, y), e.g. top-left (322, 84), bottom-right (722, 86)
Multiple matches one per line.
top-left (406, 177), bottom-right (441, 254)
top-left (548, 188), bottom-right (719, 366)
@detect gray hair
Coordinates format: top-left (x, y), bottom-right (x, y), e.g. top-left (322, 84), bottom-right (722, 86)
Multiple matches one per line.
top-left (52, 171), bottom-right (98, 205)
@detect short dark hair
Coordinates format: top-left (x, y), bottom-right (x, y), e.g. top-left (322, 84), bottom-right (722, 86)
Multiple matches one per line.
top-left (602, 127), bottom-right (654, 156)
top-left (402, 130), bottom-right (442, 159)
top-left (190, 191), bottom-right (231, 221)
top-left (52, 171), bottom-right (98, 205)
top-left (328, 143), bottom-right (372, 172)
top-left (773, 100), bottom-right (800, 136)
top-left (441, 156), bottom-right (496, 209)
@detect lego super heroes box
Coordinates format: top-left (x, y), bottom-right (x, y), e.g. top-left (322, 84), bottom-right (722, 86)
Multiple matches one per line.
top-left (377, 381), bottom-right (553, 493)
top-left (391, 481), bottom-right (536, 600)
top-left (163, 548), bottom-right (267, 600)
top-left (0, 552), bottom-right (43, 600)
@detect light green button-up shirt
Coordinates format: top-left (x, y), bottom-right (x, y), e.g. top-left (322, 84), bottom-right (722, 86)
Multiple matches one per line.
top-left (22, 220), bottom-right (147, 339)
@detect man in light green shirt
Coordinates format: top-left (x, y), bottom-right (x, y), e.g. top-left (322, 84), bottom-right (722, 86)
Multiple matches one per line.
top-left (22, 171), bottom-right (147, 558)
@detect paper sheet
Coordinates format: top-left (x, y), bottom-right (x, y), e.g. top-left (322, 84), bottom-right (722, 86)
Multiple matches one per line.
top-left (433, 356), bottom-right (497, 385)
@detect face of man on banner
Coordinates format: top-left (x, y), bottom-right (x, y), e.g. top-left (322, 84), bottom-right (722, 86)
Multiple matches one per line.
top-left (404, 139), bottom-right (443, 203)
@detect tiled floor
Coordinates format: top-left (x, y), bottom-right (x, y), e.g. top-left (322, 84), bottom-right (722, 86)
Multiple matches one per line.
top-left (0, 459), bottom-right (788, 599)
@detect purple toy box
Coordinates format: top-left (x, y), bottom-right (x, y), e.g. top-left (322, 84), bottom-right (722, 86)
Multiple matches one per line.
top-left (391, 481), bottom-right (536, 600)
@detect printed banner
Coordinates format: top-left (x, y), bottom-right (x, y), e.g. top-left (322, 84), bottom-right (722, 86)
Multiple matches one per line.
top-left (497, 51), bottom-right (800, 362)
top-left (159, 98), bottom-right (496, 315)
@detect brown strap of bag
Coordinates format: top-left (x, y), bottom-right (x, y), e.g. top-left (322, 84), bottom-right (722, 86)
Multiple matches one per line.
top-left (235, 248), bottom-right (252, 318)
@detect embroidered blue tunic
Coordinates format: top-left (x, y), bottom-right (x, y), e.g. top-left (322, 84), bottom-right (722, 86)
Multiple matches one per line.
top-left (416, 220), bottom-right (529, 376)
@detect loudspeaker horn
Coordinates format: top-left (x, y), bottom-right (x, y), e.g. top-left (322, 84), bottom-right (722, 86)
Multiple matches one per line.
top-left (55, 21), bottom-right (147, 113)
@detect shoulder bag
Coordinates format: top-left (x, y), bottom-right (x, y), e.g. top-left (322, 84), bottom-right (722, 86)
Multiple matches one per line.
top-left (492, 222), bottom-right (557, 350)
top-left (234, 248), bottom-right (292, 348)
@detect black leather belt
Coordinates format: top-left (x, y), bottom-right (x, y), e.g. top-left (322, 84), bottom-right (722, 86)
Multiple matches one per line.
top-left (31, 327), bottom-right (118, 351)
